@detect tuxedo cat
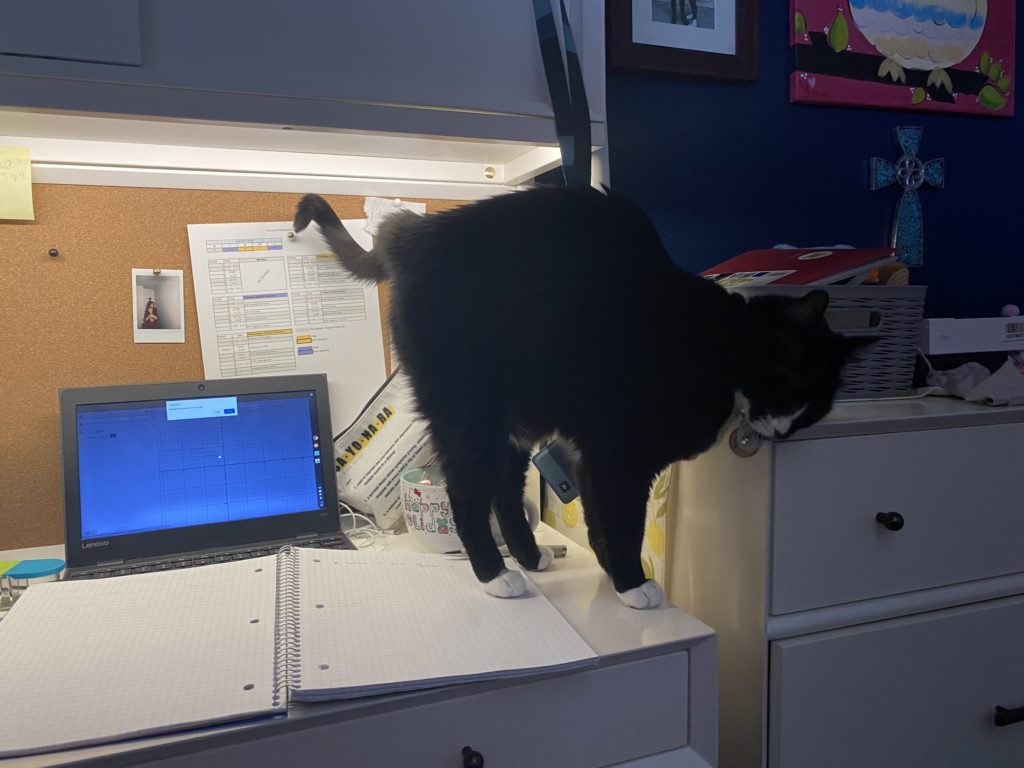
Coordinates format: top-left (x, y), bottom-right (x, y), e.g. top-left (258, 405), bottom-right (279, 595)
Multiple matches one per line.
top-left (295, 187), bottom-right (870, 608)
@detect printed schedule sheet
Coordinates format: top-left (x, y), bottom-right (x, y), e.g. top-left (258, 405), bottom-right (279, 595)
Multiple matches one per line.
top-left (188, 220), bottom-right (386, 429)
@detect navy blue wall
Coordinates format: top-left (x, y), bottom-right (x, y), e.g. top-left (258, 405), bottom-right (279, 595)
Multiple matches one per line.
top-left (606, 2), bottom-right (1023, 319)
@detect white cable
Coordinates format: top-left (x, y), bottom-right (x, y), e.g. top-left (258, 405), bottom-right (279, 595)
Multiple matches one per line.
top-left (918, 347), bottom-right (934, 375)
top-left (338, 500), bottom-right (388, 551)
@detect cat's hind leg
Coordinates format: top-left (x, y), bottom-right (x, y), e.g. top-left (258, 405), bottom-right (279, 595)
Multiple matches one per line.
top-left (492, 440), bottom-right (552, 572)
top-left (577, 448), bottom-right (664, 609)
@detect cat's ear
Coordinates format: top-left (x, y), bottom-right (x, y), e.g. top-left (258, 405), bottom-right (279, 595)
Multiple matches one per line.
top-left (788, 289), bottom-right (830, 324)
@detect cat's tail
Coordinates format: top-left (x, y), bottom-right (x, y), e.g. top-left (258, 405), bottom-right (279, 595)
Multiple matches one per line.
top-left (293, 194), bottom-right (388, 282)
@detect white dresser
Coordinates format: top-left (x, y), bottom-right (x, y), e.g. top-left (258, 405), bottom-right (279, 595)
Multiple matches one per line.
top-left (668, 399), bottom-right (1024, 768)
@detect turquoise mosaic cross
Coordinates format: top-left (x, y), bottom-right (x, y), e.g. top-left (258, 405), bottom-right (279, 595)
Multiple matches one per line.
top-left (870, 127), bottom-right (944, 268)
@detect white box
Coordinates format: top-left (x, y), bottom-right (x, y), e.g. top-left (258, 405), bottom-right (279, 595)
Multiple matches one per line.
top-left (921, 317), bottom-right (1024, 355)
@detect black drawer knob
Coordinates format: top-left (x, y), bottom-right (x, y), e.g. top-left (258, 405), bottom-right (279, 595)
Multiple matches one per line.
top-left (995, 705), bottom-right (1024, 727)
top-left (462, 745), bottom-right (485, 767)
top-left (875, 511), bottom-right (905, 531)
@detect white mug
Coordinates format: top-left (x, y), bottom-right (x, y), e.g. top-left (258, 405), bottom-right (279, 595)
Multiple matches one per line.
top-left (400, 465), bottom-right (539, 554)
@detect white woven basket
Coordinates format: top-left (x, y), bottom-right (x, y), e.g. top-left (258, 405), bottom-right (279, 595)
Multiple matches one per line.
top-left (733, 285), bottom-right (927, 399)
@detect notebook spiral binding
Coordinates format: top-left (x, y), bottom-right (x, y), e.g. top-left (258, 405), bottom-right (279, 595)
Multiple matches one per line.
top-left (272, 545), bottom-right (302, 706)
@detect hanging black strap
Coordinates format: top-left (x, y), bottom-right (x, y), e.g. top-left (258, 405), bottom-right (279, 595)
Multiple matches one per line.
top-left (533, 0), bottom-right (591, 188)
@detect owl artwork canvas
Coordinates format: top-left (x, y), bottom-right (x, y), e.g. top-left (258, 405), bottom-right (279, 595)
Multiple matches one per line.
top-left (791, 1), bottom-right (1015, 116)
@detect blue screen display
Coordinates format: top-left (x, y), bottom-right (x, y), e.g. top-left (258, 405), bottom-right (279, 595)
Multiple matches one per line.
top-left (77, 392), bottom-right (326, 540)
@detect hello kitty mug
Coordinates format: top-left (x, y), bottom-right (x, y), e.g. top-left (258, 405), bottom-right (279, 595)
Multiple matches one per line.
top-left (400, 465), bottom-right (539, 554)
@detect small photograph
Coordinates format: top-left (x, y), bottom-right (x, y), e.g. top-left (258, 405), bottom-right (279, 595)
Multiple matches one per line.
top-left (132, 268), bottom-right (185, 344)
top-left (652, 0), bottom-right (715, 29)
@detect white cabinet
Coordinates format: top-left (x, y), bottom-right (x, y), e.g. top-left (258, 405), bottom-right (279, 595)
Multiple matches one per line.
top-left (3, 529), bottom-right (719, 768)
top-left (0, 1), bottom-right (606, 147)
top-left (1, 2), bottom-right (606, 198)
top-left (668, 399), bottom-right (1024, 768)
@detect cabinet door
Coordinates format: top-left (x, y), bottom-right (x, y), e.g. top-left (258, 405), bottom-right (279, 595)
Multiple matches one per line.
top-left (769, 596), bottom-right (1024, 768)
top-left (0, 0), bottom-right (140, 65)
top-left (0, 1), bottom-right (604, 145)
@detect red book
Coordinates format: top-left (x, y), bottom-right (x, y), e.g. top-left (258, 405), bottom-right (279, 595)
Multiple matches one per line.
top-left (700, 247), bottom-right (897, 287)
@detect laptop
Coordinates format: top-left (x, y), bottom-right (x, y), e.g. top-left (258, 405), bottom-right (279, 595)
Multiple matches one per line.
top-left (60, 374), bottom-right (354, 580)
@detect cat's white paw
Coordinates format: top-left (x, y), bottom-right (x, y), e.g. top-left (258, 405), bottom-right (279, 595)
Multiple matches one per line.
top-left (617, 580), bottom-right (665, 609)
top-left (484, 568), bottom-right (527, 598)
top-left (532, 546), bottom-right (554, 572)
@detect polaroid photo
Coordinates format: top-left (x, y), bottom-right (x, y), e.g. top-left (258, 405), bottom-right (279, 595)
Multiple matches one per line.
top-left (132, 268), bottom-right (185, 344)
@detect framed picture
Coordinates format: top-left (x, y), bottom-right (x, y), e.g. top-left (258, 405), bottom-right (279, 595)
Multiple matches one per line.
top-left (791, 0), bottom-right (1015, 117)
top-left (607, 0), bottom-right (758, 82)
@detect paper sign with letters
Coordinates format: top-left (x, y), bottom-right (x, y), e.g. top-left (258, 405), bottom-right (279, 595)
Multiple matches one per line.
top-left (0, 146), bottom-right (34, 221)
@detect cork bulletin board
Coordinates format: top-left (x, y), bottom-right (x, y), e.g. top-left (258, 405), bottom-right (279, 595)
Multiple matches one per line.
top-left (0, 184), bottom-right (465, 549)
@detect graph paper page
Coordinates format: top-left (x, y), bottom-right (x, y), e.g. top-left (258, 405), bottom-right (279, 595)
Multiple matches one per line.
top-left (291, 548), bottom-right (597, 700)
top-left (0, 556), bottom-right (280, 757)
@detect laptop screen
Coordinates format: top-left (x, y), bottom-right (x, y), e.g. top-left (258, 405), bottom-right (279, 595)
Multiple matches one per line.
top-left (77, 392), bottom-right (326, 539)
top-left (61, 375), bottom-right (339, 569)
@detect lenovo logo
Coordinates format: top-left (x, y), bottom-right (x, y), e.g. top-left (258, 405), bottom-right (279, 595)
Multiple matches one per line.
top-left (82, 540), bottom-right (110, 549)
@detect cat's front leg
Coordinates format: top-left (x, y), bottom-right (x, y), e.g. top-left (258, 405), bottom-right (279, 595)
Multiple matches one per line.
top-left (448, 480), bottom-right (526, 597)
top-left (615, 579), bottom-right (665, 609)
top-left (492, 442), bottom-right (553, 573)
top-left (577, 454), bottom-right (665, 609)
top-left (436, 431), bottom-right (529, 598)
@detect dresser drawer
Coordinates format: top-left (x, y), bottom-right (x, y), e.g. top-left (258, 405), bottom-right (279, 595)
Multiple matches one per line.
top-left (159, 651), bottom-right (690, 767)
top-left (769, 596), bottom-right (1024, 768)
top-left (320, 652), bottom-right (689, 767)
top-left (771, 424), bottom-right (1024, 614)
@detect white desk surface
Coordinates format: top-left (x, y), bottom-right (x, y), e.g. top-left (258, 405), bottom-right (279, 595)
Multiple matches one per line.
top-left (0, 525), bottom-right (713, 767)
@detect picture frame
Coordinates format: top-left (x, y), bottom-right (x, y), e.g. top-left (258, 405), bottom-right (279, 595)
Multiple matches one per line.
top-left (607, 0), bottom-right (758, 83)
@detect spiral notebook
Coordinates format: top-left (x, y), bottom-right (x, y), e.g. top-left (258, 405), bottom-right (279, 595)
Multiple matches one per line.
top-left (0, 547), bottom-right (596, 758)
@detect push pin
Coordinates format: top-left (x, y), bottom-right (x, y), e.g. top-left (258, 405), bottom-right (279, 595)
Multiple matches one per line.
top-left (287, 231), bottom-right (295, 240)
top-left (48, 247), bottom-right (59, 258)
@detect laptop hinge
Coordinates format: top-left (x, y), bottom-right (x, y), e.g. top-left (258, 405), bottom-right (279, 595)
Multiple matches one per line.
top-left (95, 559), bottom-right (126, 567)
top-left (295, 533), bottom-right (319, 540)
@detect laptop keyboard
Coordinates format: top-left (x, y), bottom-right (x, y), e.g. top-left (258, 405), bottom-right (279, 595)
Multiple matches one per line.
top-left (68, 535), bottom-right (354, 580)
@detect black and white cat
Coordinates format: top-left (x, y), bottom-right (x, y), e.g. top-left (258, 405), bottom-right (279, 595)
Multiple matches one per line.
top-left (295, 186), bottom-right (869, 609)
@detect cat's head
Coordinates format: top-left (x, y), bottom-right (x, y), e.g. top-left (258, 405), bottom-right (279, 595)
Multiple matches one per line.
top-left (739, 290), bottom-right (875, 439)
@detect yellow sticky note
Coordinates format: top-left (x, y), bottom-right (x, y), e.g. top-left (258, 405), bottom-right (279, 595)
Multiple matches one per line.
top-left (0, 146), bottom-right (34, 221)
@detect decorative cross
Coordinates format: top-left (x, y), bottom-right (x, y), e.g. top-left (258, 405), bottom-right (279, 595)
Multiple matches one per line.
top-left (869, 127), bottom-right (944, 268)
